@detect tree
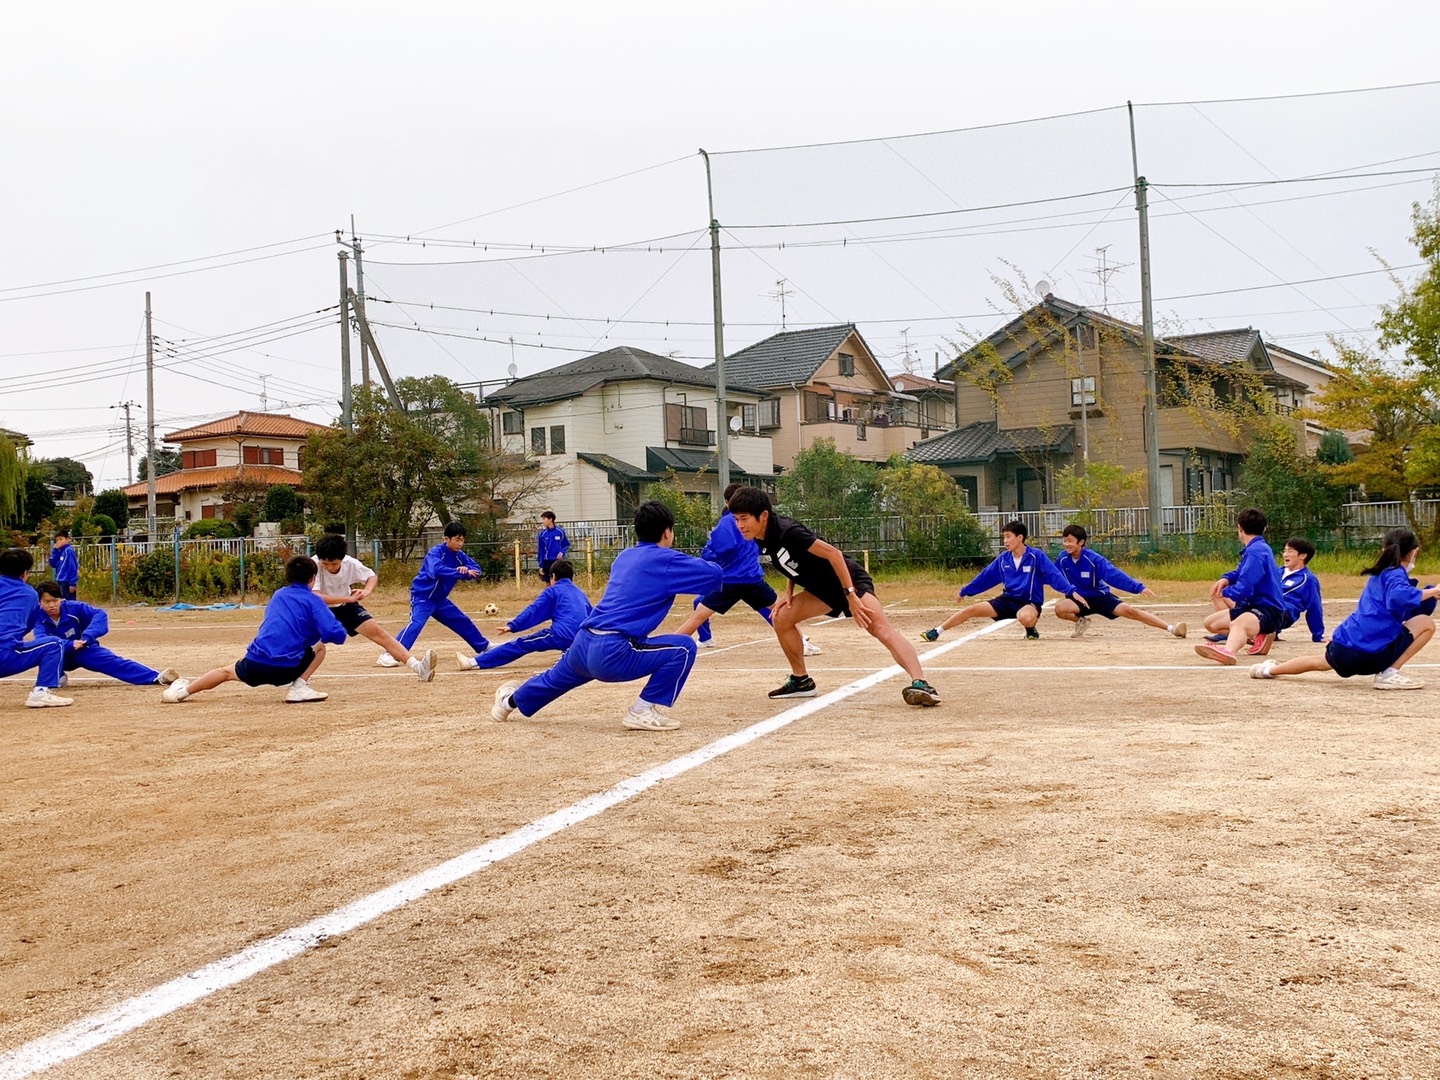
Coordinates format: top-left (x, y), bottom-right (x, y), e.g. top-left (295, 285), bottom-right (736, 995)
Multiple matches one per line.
top-left (261, 484), bottom-right (301, 523)
top-left (33, 457), bottom-right (94, 498)
top-left (1055, 461), bottom-right (1145, 521)
top-left (137, 448), bottom-right (181, 481)
top-left (1377, 182), bottom-right (1440, 376)
top-left (1236, 422), bottom-right (1348, 543)
top-left (0, 434), bottom-right (25, 527)
top-left (642, 472), bottom-right (714, 550)
top-left (20, 474), bottom-right (55, 529)
top-left (1316, 429), bottom-right (1354, 466)
top-left (777, 438), bottom-right (882, 523)
top-left (93, 489), bottom-right (131, 529)
top-left (878, 457), bottom-right (990, 562)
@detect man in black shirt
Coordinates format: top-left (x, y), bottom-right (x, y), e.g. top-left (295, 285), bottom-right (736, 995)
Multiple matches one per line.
top-left (727, 487), bottom-right (939, 706)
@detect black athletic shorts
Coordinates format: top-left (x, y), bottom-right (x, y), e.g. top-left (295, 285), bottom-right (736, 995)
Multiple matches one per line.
top-left (1233, 602), bottom-right (1285, 636)
top-left (807, 563), bottom-right (877, 619)
top-left (1326, 631), bottom-right (1413, 678)
top-left (333, 602), bottom-right (374, 636)
top-left (700, 580), bottom-right (778, 615)
top-left (1076, 593), bottom-right (1123, 619)
top-left (989, 594), bottom-right (1041, 622)
top-left (234, 648), bottom-right (316, 688)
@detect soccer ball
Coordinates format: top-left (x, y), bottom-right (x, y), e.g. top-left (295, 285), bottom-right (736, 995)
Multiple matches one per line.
top-left (483, 603), bottom-right (500, 616)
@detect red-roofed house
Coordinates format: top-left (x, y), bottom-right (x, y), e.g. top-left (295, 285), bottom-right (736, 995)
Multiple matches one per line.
top-left (121, 411), bottom-right (330, 524)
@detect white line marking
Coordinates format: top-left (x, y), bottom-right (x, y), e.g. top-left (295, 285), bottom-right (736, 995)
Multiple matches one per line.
top-left (0, 620), bottom-right (1007, 1078)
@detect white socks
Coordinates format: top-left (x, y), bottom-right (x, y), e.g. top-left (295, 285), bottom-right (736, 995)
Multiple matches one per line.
top-left (406, 656), bottom-right (424, 672)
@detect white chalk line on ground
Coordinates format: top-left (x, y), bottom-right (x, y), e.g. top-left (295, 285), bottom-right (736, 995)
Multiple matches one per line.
top-left (0, 619), bottom-right (1009, 1078)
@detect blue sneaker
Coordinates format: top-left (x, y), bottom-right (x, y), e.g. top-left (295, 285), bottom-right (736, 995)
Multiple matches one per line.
top-left (920, 629), bottom-right (940, 643)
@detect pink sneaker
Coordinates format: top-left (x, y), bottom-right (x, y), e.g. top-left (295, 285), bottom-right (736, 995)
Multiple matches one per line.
top-left (1194, 642), bottom-right (1237, 666)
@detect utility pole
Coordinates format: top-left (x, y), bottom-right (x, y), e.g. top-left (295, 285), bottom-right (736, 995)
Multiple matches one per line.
top-left (339, 252), bottom-right (355, 549)
top-left (1129, 102), bottom-right (1164, 548)
top-left (699, 149), bottom-right (731, 498)
top-left (112, 400), bottom-right (139, 485)
top-left (145, 292), bottom-right (157, 540)
top-left (351, 217), bottom-right (371, 389)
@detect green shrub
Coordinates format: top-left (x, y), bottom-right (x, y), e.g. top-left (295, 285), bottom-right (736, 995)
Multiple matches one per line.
top-left (185, 519), bottom-right (240, 539)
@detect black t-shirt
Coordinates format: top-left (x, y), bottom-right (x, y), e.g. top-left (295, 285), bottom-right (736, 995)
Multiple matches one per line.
top-left (760, 513), bottom-right (845, 591)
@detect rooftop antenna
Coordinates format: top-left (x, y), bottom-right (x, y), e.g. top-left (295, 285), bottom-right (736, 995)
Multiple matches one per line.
top-left (900, 327), bottom-right (915, 373)
top-left (1088, 246), bottom-right (1131, 314)
top-left (258, 375), bottom-right (269, 411)
top-left (508, 337), bottom-right (518, 380)
top-left (769, 279), bottom-right (790, 329)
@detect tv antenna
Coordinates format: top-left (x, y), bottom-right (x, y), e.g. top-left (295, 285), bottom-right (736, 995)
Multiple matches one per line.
top-left (1088, 246), bottom-right (1132, 313)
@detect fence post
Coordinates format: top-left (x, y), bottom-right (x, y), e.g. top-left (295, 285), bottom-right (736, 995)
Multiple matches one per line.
top-left (372, 538), bottom-right (381, 570)
top-left (514, 540), bottom-right (521, 587)
top-left (586, 536), bottom-right (594, 589)
top-left (238, 541), bottom-right (246, 603)
top-left (172, 526), bottom-right (182, 605)
top-left (110, 536), bottom-right (119, 605)
top-left (863, 549), bottom-right (870, 574)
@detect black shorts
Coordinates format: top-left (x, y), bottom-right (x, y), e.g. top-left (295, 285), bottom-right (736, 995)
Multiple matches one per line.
top-left (1233, 602), bottom-right (1284, 636)
top-left (234, 648), bottom-right (316, 688)
top-left (1076, 593), bottom-right (1123, 620)
top-left (333, 603), bottom-right (374, 636)
top-left (1326, 631), bottom-right (1413, 679)
top-left (539, 560), bottom-right (558, 583)
top-left (700, 580), bottom-right (778, 615)
top-left (59, 583), bottom-right (77, 601)
top-left (806, 563), bottom-right (877, 619)
top-left (989, 594), bottom-right (1041, 622)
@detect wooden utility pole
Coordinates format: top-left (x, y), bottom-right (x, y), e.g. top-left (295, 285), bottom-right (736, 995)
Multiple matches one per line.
top-left (339, 252), bottom-right (355, 548)
top-left (145, 292), bottom-right (157, 539)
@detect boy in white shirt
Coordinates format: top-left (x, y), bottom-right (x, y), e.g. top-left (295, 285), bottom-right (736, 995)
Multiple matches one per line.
top-left (312, 534), bottom-right (434, 681)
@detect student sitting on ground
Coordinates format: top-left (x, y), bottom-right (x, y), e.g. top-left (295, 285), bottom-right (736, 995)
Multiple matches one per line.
top-left (162, 556), bottom-right (347, 704)
top-left (312, 534), bottom-right (434, 681)
top-left (458, 558), bottom-right (592, 671)
top-left (1194, 507), bottom-right (1285, 666)
top-left (0, 548), bottom-right (71, 708)
top-left (1050, 523), bottom-right (1187, 640)
top-left (1252, 527), bottom-right (1438, 690)
top-left (1274, 537), bottom-right (1326, 647)
top-left (34, 580), bottom-right (179, 687)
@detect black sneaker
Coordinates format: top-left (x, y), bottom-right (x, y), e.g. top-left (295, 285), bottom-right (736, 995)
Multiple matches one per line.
top-left (1025, 627), bottom-right (1040, 640)
top-left (768, 674), bottom-right (818, 699)
top-left (902, 679), bottom-right (940, 706)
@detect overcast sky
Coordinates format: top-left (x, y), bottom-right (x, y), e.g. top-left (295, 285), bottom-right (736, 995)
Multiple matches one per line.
top-left (4, 1), bottom-right (1439, 492)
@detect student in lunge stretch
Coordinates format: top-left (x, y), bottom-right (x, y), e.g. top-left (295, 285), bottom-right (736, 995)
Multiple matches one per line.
top-left (1050, 523), bottom-right (1187, 640)
top-left (0, 548), bottom-right (71, 708)
top-left (726, 486), bottom-right (939, 706)
top-left (379, 521), bottom-right (488, 666)
top-left (920, 519), bottom-right (1085, 643)
top-left (1252, 527), bottom-right (1438, 689)
top-left (34, 580), bottom-right (179, 687)
top-left (458, 558), bottom-right (591, 671)
top-left (490, 501), bottom-right (721, 732)
top-left (311, 534), bottom-right (434, 681)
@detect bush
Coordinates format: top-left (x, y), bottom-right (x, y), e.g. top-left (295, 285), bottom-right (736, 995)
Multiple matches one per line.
top-left (88, 513), bottom-right (118, 538)
top-left (122, 549), bottom-right (176, 600)
top-left (262, 484), bottom-right (301, 523)
top-left (185, 519), bottom-right (240, 539)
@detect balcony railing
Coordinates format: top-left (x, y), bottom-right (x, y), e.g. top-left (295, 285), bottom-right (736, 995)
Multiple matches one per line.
top-left (678, 427), bottom-right (715, 447)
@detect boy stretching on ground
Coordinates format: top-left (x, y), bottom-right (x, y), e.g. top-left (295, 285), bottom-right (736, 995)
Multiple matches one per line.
top-left (921, 519), bottom-right (1084, 643)
top-left (1051, 524), bottom-right (1187, 639)
top-left (379, 521), bottom-right (488, 666)
top-left (0, 548), bottom-right (71, 708)
top-left (162, 556), bottom-right (346, 703)
top-left (1203, 536), bottom-right (1324, 654)
top-left (458, 558), bottom-right (591, 671)
top-left (490, 501), bottom-right (721, 731)
top-left (1194, 507), bottom-right (1284, 666)
top-left (727, 486), bottom-right (939, 705)
top-left (311, 534), bottom-right (433, 681)
top-left (34, 580), bottom-right (178, 687)
top-left (1253, 527), bottom-right (1437, 689)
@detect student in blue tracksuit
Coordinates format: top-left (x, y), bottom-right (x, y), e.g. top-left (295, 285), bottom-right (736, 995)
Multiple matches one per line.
top-left (1195, 507), bottom-right (1286, 666)
top-left (536, 512), bottom-right (570, 584)
top-left (0, 548), bottom-right (71, 708)
top-left (1253, 526), bottom-right (1439, 689)
top-left (1275, 537), bottom-right (1326, 645)
top-left (491, 501), bottom-right (722, 732)
top-left (921, 519), bottom-right (1086, 642)
top-left (1051, 523), bottom-right (1188, 640)
top-left (48, 530), bottom-right (79, 600)
top-left (457, 559), bottom-right (592, 671)
top-left (382, 521), bottom-right (489, 665)
top-left (162, 556), bottom-right (346, 703)
top-left (34, 580), bottom-right (178, 687)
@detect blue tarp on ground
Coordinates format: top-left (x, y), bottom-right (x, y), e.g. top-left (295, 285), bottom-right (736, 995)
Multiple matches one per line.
top-left (153, 603), bottom-right (261, 611)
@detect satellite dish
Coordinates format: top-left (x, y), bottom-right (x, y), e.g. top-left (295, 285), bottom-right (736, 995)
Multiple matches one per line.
top-left (728, 415), bottom-right (742, 433)
top-left (507, 362), bottom-right (518, 378)
top-left (1035, 280), bottom-right (1052, 298)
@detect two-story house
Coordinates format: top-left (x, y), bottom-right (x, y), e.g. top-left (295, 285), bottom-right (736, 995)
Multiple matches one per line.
top-left (120, 411), bottom-right (328, 524)
top-left (481, 346), bottom-right (774, 522)
top-left (914, 295), bottom-right (1318, 513)
top-left (707, 324), bottom-right (944, 471)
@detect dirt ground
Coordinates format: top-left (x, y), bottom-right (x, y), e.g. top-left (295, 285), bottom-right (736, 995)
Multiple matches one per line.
top-left (2, 578), bottom-right (1439, 1078)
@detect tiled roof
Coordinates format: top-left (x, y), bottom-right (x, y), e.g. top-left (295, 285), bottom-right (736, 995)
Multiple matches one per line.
top-left (120, 465), bottom-right (304, 498)
top-left (907, 421), bottom-right (1075, 466)
top-left (577, 453), bottom-right (657, 485)
top-left (715, 324), bottom-right (859, 387)
top-left (1167, 329), bottom-right (1263, 365)
top-left (645, 446), bottom-right (765, 479)
top-left (891, 372), bottom-right (951, 394)
top-left (164, 411), bottom-right (330, 442)
top-left (483, 346), bottom-right (766, 409)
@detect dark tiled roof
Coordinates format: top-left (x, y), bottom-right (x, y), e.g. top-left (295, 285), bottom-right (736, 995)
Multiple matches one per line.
top-left (577, 452), bottom-right (656, 484)
top-left (1168, 329), bottom-right (1263, 365)
top-left (483, 346), bottom-right (765, 409)
top-left (907, 421), bottom-right (1075, 466)
top-left (713, 324), bottom-right (858, 387)
top-left (645, 446), bottom-right (763, 478)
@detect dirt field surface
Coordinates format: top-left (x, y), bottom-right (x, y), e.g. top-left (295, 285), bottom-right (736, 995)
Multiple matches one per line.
top-left (3, 580), bottom-right (1439, 1078)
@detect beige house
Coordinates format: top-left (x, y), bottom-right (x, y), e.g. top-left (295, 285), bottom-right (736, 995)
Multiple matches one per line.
top-left (121, 411), bottom-right (328, 525)
top-left (708, 325), bottom-right (949, 471)
top-left (916, 296), bottom-right (1321, 513)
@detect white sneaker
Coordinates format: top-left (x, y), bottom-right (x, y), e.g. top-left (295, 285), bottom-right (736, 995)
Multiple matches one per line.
top-left (57, 673), bottom-right (70, 688)
top-left (285, 680), bottom-right (329, 703)
top-left (1374, 669), bottom-right (1424, 690)
top-left (376, 652), bottom-right (401, 668)
top-left (156, 668), bottom-right (180, 685)
top-left (492, 682), bottom-right (520, 722)
top-left (1170, 622), bottom-right (1188, 639)
top-left (410, 649), bottom-right (435, 682)
top-left (1250, 660), bottom-right (1277, 680)
top-left (696, 636), bottom-right (715, 649)
top-left (161, 678), bottom-right (190, 703)
top-left (455, 652), bottom-right (479, 670)
top-left (623, 702), bottom-right (681, 731)
top-left (26, 689), bottom-right (73, 708)
top-left (802, 637), bottom-right (823, 656)
top-left (1071, 617), bottom-right (1090, 639)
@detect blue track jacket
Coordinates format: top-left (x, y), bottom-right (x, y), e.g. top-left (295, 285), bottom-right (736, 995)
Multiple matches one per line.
top-left (960, 546), bottom-right (1075, 605)
top-left (701, 511), bottom-right (765, 585)
top-left (246, 584), bottom-right (347, 666)
top-left (37, 600), bottom-right (111, 646)
top-left (0, 577), bottom-right (44, 647)
top-left (1221, 537), bottom-right (1284, 610)
top-left (537, 526), bottom-right (570, 563)
top-left (507, 578), bottom-right (592, 641)
top-left (1332, 566), bottom-right (1425, 652)
top-left (410, 543), bottom-right (483, 602)
top-left (581, 543), bottom-right (722, 640)
top-left (1054, 548), bottom-right (1146, 598)
top-left (1280, 566), bottom-right (1325, 641)
top-left (49, 545), bottom-right (78, 585)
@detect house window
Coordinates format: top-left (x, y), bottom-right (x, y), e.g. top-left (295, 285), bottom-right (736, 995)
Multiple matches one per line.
top-left (201, 504), bottom-right (217, 519)
top-left (549, 425), bottom-right (566, 454)
top-left (243, 446), bottom-right (285, 466)
top-left (531, 427), bottom-right (547, 455)
top-left (665, 403), bottom-right (711, 446)
top-left (838, 353), bottom-right (856, 377)
top-left (182, 449), bottom-right (217, 469)
top-left (1071, 377), bottom-right (1096, 407)
top-left (758, 398), bottom-right (781, 429)
top-left (502, 411), bottom-right (523, 435)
